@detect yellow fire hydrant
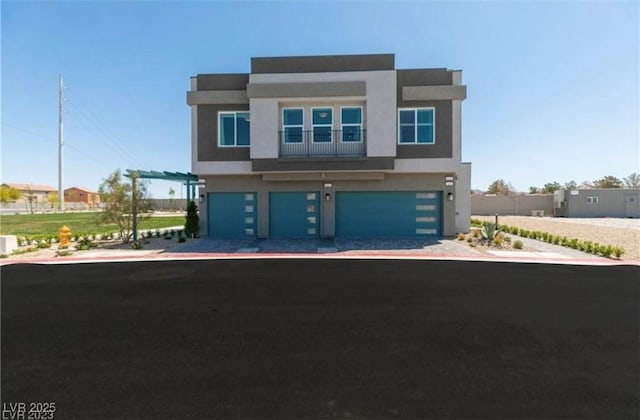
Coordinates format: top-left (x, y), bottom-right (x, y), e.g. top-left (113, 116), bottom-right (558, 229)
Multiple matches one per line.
top-left (58, 225), bottom-right (71, 249)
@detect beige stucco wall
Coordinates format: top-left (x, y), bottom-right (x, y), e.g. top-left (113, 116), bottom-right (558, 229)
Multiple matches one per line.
top-left (471, 194), bottom-right (554, 216)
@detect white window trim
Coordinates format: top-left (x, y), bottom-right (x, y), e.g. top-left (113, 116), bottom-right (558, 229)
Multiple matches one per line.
top-left (282, 107), bottom-right (305, 144)
top-left (340, 106), bottom-right (363, 143)
top-left (312, 107), bottom-right (333, 144)
top-left (397, 107), bottom-right (436, 145)
top-left (218, 111), bottom-right (250, 148)
top-left (587, 196), bottom-right (599, 204)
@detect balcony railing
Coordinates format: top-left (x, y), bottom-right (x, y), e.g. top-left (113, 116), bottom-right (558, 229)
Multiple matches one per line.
top-left (279, 130), bottom-right (367, 158)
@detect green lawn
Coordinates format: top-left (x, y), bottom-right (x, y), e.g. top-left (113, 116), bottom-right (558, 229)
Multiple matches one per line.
top-left (0, 212), bottom-right (185, 238)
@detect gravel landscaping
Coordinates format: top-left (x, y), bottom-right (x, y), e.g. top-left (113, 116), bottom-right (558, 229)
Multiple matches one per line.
top-left (473, 216), bottom-right (640, 261)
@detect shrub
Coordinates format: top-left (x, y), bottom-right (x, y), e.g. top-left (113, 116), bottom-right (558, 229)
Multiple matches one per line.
top-left (504, 235), bottom-right (511, 243)
top-left (457, 232), bottom-right (466, 241)
top-left (600, 245), bottom-right (614, 258)
top-left (493, 232), bottom-right (505, 247)
top-left (178, 237), bottom-right (186, 243)
top-left (470, 218), bottom-right (482, 227)
top-left (36, 242), bottom-right (51, 249)
top-left (466, 237), bottom-right (473, 243)
top-left (613, 247), bottom-right (625, 259)
top-left (55, 250), bottom-right (72, 257)
top-left (513, 240), bottom-right (523, 250)
top-left (472, 229), bottom-right (480, 238)
top-left (131, 240), bottom-right (144, 250)
top-left (481, 222), bottom-right (499, 242)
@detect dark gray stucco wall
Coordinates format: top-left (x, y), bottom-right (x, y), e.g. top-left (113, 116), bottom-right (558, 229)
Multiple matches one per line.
top-left (251, 54), bottom-right (395, 74)
top-left (395, 69), bottom-right (455, 159)
top-left (197, 74), bottom-right (249, 91)
top-left (197, 105), bottom-right (250, 161)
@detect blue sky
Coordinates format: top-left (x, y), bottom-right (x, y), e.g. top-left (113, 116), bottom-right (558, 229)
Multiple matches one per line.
top-left (2, 0), bottom-right (638, 198)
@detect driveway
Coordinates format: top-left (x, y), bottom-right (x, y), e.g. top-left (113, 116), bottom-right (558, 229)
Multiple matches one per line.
top-left (2, 260), bottom-right (638, 419)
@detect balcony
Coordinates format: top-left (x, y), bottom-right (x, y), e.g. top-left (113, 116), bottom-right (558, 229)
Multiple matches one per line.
top-left (279, 130), bottom-right (367, 158)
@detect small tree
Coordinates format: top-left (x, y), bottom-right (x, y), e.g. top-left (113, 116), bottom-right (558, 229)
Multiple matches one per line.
top-left (47, 192), bottom-right (59, 209)
top-left (542, 181), bottom-right (561, 194)
top-left (0, 185), bottom-right (21, 203)
top-left (184, 201), bottom-right (200, 238)
top-left (563, 180), bottom-right (578, 190)
top-left (592, 175), bottom-right (623, 189)
top-left (529, 186), bottom-right (540, 194)
top-left (623, 173), bottom-right (640, 189)
top-left (24, 187), bottom-right (37, 214)
top-left (98, 169), bottom-right (151, 243)
top-left (486, 179), bottom-right (515, 195)
top-left (168, 187), bottom-right (176, 210)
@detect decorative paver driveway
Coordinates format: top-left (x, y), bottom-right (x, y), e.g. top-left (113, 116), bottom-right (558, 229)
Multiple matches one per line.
top-left (171, 237), bottom-right (482, 256)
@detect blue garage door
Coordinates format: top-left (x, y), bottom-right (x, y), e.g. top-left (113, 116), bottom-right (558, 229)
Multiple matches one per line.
top-left (208, 192), bottom-right (256, 238)
top-left (270, 192), bottom-right (320, 238)
top-left (335, 191), bottom-right (441, 237)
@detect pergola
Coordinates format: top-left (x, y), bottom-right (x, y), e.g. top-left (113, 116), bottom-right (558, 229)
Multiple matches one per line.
top-left (125, 169), bottom-right (200, 240)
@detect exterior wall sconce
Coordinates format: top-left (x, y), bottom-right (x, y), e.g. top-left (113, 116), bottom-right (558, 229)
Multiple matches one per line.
top-left (447, 192), bottom-right (454, 201)
top-left (199, 194), bottom-right (205, 203)
top-left (325, 193), bottom-right (331, 202)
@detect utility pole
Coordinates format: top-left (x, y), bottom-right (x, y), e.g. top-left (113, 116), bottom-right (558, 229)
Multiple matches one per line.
top-left (58, 75), bottom-right (65, 212)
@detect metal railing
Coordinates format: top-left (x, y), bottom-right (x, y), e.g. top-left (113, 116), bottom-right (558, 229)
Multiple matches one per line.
top-left (279, 130), bottom-right (367, 157)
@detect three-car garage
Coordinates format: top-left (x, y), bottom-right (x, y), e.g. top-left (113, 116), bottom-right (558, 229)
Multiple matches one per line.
top-left (207, 190), bottom-right (442, 239)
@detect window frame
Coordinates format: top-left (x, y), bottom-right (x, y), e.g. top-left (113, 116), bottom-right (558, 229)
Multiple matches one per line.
top-left (397, 107), bottom-right (436, 145)
top-left (312, 107), bottom-right (333, 144)
top-left (218, 111), bottom-right (250, 148)
top-left (586, 196), bottom-right (599, 204)
top-left (282, 107), bottom-right (305, 144)
top-left (340, 106), bottom-right (363, 143)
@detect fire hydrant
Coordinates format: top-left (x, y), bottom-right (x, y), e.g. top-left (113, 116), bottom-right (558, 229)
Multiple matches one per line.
top-left (58, 225), bottom-right (71, 249)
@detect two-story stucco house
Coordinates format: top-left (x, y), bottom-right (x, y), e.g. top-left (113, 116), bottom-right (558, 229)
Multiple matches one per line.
top-left (186, 53), bottom-right (471, 239)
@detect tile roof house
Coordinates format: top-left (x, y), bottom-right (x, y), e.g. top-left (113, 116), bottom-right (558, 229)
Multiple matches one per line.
top-left (186, 53), bottom-right (471, 238)
top-left (2, 183), bottom-right (57, 200)
top-left (64, 187), bottom-right (101, 207)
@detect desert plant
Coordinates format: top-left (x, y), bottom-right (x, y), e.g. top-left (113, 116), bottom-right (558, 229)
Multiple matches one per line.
top-left (36, 242), bottom-right (50, 249)
top-left (472, 229), bottom-right (481, 238)
top-left (600, 245), bottom-right (614, 258)
top-left (612, 247), bottom-right (625, 259)
top-left (131, 240), bottom-right (144, 250)
top-left (55, 250), bottom-right (72, 257)
top-left (504, 235), bottom-right (511, 243)
top-left (513, 240), bottom-right (523, 250)
top-left (466, 237), bottom-right (473, 243)
top-left (457, 232), bottom-right (466, 241)
top-left (481, 221), bottom-right (499, 243)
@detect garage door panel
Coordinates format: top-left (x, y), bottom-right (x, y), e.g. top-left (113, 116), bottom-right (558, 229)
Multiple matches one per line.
top-left (208, 192), bottom-right (256, 238)
top-left (270, 192), bottom-right (319, 238)
top-left (336, 191), bottom-right (441, 237)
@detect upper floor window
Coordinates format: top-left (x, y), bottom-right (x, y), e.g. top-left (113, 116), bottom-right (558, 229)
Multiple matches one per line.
top-left (341, 107), bottom-right (362, 143)
top-left (283, 108), bottom-right (304, 144)
top-left (312, 108), bottom-right (333, 143)
top-left (398, 108), bottom-right (435, 144)
top-left (219, 112), bottom-right (250, 147)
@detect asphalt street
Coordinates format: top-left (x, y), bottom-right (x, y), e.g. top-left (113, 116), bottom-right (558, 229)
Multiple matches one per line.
top-left (2, 259), bottom-right (638, 419)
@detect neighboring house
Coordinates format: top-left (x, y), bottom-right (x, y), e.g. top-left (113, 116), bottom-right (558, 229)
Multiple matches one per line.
top-left (64, 187), bottom-right (101, 207)
top-left (1, 183), bottom-right (57, 209)
top-left (554, 189), bottom-right (640, 218)
top-left (186, 53), bottom-right (471, 238)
